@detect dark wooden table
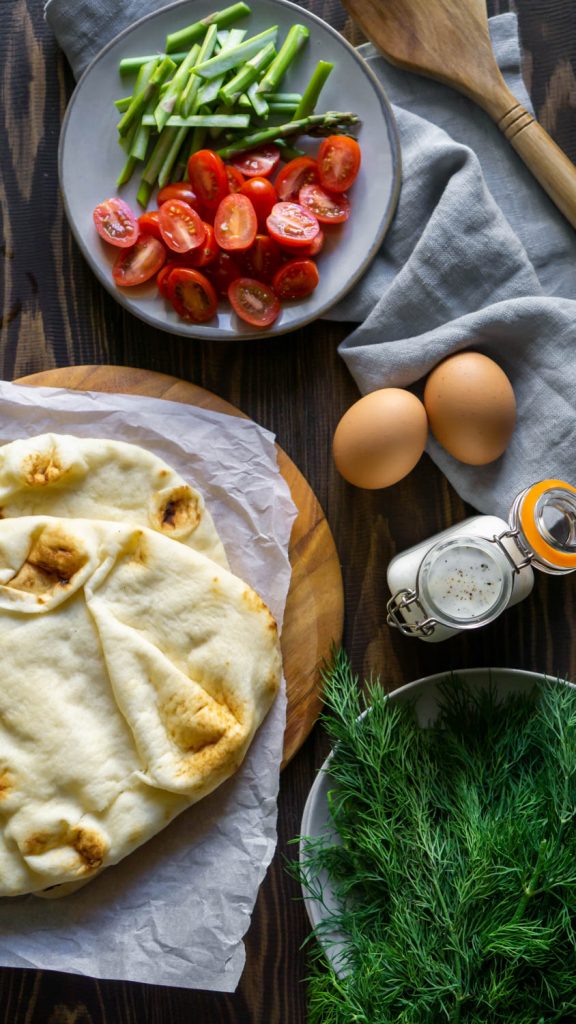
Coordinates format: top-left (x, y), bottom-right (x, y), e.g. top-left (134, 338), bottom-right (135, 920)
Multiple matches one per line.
top-left (1, 0), bottom-right (575, 1020)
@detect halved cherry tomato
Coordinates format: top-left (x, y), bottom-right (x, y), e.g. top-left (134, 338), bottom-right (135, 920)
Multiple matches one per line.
top-left (138, 211), bottom-right (162, 241)
top-left (112, 235), bottom-right (166, 287)
top-left (241, 234), bottom-right (282, 282)
top-left (93, 198), bottom-right (139, 248)
top-left (187, 150), bottom-right (229, 210)
top-left (274, 157), bottom-right (318, 202)
top-left (266, 202), bottom-right (320, 248)
top-left (157, 261), bottom-right (178, 299)
top-left (158, 199), bottom-right (206, 252)
top-left (298, 183), bottom-right (350, 224)
top-left (179, 223), bottom-right (219, 267)
top-left (273, 258), bottom-right (319, 300)
top-left (228, 277), bottom-right (281, 327)
top-left (317, 135), bottom-right (361, 193)
top-left (296, 229), bottom-right (325, 257)
top-left (208, 251), bottom-right (243, 297)
top-left (167, 267), bottom-right (218, 322)
top-left (157, 182), bottom-right (200, 211)
top-left (239, 177), bottom-right (278, 231)
top-left (226, 165), bottom-right (245, 193)
top-left (231, 145), bottom-right (280, 179)
top-left (214, 193), bottom-right (257, 251)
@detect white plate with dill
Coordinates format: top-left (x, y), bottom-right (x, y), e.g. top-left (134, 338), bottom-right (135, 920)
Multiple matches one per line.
top-left (299, 658), bottom-right (576, 1021)
top-left (58, 0), bottom-right (401, 340)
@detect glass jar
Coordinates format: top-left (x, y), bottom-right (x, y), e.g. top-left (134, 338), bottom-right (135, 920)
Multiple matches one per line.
top-left (386, 479), bottom-right (576, 642)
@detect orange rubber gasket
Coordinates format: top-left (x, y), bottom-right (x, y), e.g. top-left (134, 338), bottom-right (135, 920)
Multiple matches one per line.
top-left (520, 479), bottom-right (576, 568)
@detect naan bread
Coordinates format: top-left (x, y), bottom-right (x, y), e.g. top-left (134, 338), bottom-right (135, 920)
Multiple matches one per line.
top-left (0, 433), bottom-right (228, 567)
top-left (0, 516), bottom-right (281, 898)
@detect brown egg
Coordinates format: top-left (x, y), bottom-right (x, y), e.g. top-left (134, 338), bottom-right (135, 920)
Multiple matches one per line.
top-left (424, 351), bottom-right (516, 466)
top-left (333, 388), bottom-right (428, 489)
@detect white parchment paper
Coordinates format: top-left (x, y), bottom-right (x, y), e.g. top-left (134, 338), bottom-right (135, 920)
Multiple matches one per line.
top-left (0, 379), bottom-right (297, 992)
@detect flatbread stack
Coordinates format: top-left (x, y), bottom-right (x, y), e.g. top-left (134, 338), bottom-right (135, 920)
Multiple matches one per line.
top-left (0, 434), bottom-right (282, 898)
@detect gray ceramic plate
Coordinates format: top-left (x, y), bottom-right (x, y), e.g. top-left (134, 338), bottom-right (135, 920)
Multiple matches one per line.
top-left (59, 0), bottom-right (401, 340)
top-left (299, 667), bottom-right (566, 974)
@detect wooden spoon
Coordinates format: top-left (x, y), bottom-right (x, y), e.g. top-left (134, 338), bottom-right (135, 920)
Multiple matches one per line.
top-left (342, 0), bottom-right (576, 229)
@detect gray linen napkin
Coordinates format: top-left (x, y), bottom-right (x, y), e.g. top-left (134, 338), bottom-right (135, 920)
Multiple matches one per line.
top-left (333, 18), bottom-right (576, 518)
top-left (46, 3), bottom-right (576, 516)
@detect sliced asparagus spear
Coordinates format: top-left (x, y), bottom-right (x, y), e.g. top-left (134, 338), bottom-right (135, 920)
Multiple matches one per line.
top-left (165, 3), bottom-right (251, 54)
top-left (117, 56), bottom-right (175, 137)
top-left (218, 41), bottom-right (276, 106)
top-left (256, 25), bottom-right (309, 94)
top-left (216, 111), bottom-right (360, 159)
top-left (191, 26), bottom-right (278, 80)
top-left (294, 60), bottom-right (334, 119)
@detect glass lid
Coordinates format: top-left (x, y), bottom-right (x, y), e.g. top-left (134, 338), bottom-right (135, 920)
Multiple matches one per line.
top-left (516, 480), bottom-right (576, 572)
top-left (417, 534), bottom-right (513, 629)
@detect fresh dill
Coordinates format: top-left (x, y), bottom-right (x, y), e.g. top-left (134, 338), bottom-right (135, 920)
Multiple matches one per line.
top-left (297, 652), bottom-right (576, 1023)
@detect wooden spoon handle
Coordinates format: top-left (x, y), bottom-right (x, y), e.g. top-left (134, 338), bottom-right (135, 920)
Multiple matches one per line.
top-left (495, 98), bottom-right (576, 229)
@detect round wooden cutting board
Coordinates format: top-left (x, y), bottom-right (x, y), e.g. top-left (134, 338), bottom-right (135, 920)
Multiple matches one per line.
top-left (15, 365), bottom-right (344, 766)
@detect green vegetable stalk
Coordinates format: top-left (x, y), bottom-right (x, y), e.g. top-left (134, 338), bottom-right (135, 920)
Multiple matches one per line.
top-left (116, 55), bottom-right (175, 136)
top-left (215, 111), bottom-right (360, 159)
top-left (218, 41), bottom-right (276, 106)
top-left (256, 24), bottom-right (309, 94)
top-left (153, 43), bottom-right (201, 131)
top-left (294, 60), bottom-right (333, 119)
top-left (177, 28), bottom-right (217, 116)
top-left (190, 26), bottom-right (278, 80)
top-left (118, 52), bottom-right (189, 76)
top-left (196, 29), bottom-right (247, 105)
top-left (164, 2), bottom-right (251, 54)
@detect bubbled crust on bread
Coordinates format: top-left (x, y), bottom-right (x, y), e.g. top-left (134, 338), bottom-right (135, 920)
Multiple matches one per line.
top-left (0, 433), bottom-right (230, 568)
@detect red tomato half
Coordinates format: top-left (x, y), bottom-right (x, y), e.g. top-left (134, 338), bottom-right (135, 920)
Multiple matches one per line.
top-left (112, 235), bottom-right (166, 287)
top-left (157, 182), bottom-right (200, 211)
top-left (156, 261), bottom-right (178, 299)
top-left (273, 259), bottom-right (319, 300)
top-left (317, 135), bottom-right (361, 193)
top-left (241, 234), bottom-right (282, 283)
top-left (296, 229), bottom-right (325, 257)
top-left (239, 177), bottom-right (278, 231)
top-left (187, 150), bottom-right (229, 209)
top-left (231, 145), bottom-right (280, 179)
top-left (158, 199), bottom-right (206, 252)
top-left (180, 223), bottom-right (219, 267)
top-left (274, 157), bottom-right (318, 202)
top-left (214, 193), bottom-right (257, 251)
top-left (298, 183), bottom-right (350, 224)
top-left (93, 198), bottom-right (139, 248)
top-left (208, 251), bottom-right (243, 297)
top-left (266, 202), bottom-right (320, 248)
top-left (226, 165), bottom-right (245, 192)
top-left (228, 278), bottom-right (281, 328)
top-left (138, 211), bottom-right (162, 241)
top-left (167, 267), bottom-right (218, 322)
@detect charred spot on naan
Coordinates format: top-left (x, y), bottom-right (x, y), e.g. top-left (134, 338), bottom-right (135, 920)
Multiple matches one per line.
top-left (71, 826), bottom-right (107, 870)
top-left (265, 671), bottom-right (280, 698)
top-left (150, 485), bottom-right (202, 538)
top-left (242, 588), bottom-right (278, 634)
top-left (22, 445), bottom-right (68, 487)
top-left (7, 526), bottom-right (88, 595)
top-left (160, 689), bottom-right (235, 753)
top-left (173, 728), bottom-right (247, 786)
top-left (23, 824), bottom-right (107, 873)
top-left (0, 768), bottom-right (13, 800)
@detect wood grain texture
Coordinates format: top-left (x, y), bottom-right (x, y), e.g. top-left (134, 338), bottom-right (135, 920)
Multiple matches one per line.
top-left (1, 0), bottom-right (576, 1021)
top-left (15, 364), bottom-right (345, 767)
top-left (340, 0), bottom-right (576, 227)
